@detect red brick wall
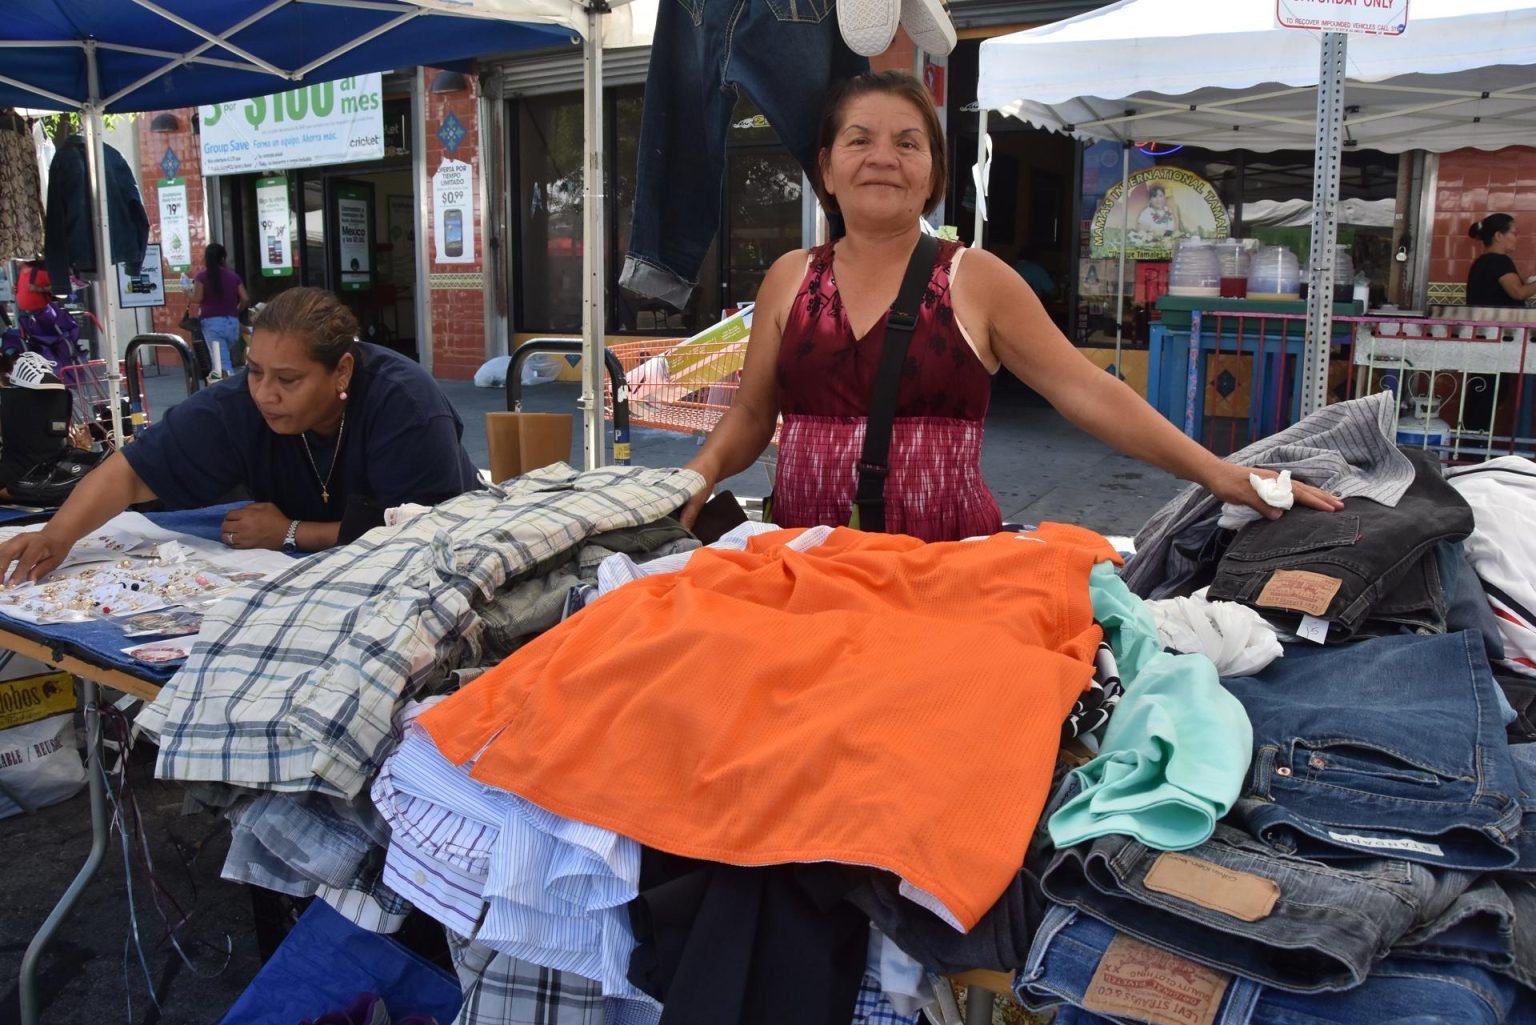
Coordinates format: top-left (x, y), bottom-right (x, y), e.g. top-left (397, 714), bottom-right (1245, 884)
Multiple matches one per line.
top-left (1429, 147), bottom-right (1536, 290)
top-left (136, 109), bottom-right (206, 357)
top-left (423, 65), bottom-right (484, 381)
top-left (870, 31), bottom-right (918, 73)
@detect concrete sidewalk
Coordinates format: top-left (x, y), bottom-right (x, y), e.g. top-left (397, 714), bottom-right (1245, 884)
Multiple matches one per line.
top-left (1, 369), bottom-right (1187, 1025)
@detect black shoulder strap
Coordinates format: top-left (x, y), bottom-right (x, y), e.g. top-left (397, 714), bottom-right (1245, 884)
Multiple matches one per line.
top-left (852, 232), bottom-right (941, 534)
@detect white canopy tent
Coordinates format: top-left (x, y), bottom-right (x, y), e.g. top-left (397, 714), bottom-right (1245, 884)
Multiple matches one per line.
top-left (977, 0), bottom-right (1536, 152)
top-left (0, 0), bottom-right (657, 467)
top-left (976, 0), bottom-right (1536, 420)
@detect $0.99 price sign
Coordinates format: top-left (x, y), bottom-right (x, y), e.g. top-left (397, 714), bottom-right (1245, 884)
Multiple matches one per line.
top-left (433, 159), bottom-right (475, 264)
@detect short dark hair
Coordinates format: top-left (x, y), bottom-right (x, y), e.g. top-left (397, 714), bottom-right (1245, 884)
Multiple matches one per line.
top-left (812, 71), bottom-right (947, 217)
top-left (1469, 213), bottom-right (1515, 247)
top-left (251, 287), bottom-right (359, 370)
top-left (1147, 184), bottom-right (1167, 199)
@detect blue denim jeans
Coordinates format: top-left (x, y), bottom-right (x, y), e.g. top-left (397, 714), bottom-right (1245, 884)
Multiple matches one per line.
top-left (1394, 874), bottom-right (1536, 994)
top-left (1039, 824), bottom-right (1476, 993)
top-left (201, 314), bottom-right (240, 374)
top-left (618, 0), bottom-right (867, 308)
top-left (1017, 905), bottom-right (1530, 1024)
top-left (1506, 743), bottom-right (1536, 875)
top-left (1222, 631), bottom-right (1524, 871)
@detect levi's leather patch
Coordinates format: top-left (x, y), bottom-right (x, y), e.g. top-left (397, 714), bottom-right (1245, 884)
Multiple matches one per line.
top-left (1255, 569), bottom-right (1342, 617)
top-left (1082, 934), bottom-right (1230, 1025)
top-left (1143, 852), bottom-right (1280, 922)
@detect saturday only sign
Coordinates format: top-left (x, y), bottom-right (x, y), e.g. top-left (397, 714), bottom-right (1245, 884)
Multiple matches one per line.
top-left (198, 74), bottom-right (385, 176)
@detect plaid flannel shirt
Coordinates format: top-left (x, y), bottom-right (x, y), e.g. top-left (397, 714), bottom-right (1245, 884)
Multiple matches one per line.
top-left (138, 465), bottom-right (701, 797)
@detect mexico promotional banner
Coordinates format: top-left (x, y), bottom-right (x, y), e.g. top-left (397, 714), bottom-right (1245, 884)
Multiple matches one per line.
top-left (1090, 167), bottom-right (1230, 260)
top-left (198, 74), bottom-right (385, 176)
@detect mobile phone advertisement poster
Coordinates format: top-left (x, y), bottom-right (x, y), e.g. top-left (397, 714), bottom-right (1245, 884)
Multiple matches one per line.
top-left (433, 159), bottom-right (475, 265)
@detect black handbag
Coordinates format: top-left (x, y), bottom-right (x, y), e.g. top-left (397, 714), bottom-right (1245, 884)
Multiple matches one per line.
top-left (8, 447), bottom-right (108, 506)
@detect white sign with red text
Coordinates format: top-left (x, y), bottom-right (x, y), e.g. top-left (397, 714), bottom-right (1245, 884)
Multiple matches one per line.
top-left (1276, 0), bottom-right (1408, 36)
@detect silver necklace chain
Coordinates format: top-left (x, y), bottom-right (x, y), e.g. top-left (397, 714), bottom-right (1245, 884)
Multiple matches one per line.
top-left (300, 409), bottom-right (347, 504)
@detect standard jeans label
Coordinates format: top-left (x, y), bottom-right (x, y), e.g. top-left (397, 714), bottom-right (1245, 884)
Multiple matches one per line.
top-left (1143, 852), bottom-right (1280, 922)
top-left (1256, 569), bottom-right (1342, 616)
top-left (1326, 831), bottom-right (1445, 857)
top-left (1082, 934), bottom-right (1229, 1025)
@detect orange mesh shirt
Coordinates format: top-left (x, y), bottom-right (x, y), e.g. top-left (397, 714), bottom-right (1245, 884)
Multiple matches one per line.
top-left (419, 524), bottom-right (1119, 930)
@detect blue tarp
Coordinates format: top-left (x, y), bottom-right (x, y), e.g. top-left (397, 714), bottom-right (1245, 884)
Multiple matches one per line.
top-left (0, 1), bottom-right (574, 113)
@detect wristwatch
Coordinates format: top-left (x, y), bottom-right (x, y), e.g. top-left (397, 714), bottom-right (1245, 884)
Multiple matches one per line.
top-left (282, 519), bottom-right (301, 553)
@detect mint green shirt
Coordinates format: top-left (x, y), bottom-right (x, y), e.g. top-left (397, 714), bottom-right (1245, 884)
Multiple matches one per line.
top-left (1048, 563), bottom-right (1254, 850)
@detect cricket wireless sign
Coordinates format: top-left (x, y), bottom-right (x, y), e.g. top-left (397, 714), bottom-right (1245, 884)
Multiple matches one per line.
top-left (198, 74), bottom-right (386, 176)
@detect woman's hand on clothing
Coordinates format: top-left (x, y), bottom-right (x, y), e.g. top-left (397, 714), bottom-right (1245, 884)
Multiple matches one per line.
top-left (1201, 463), bottom-right (1343, 519)
top-left (221, 502), bottom-right (291, 550)
top-left (677, 458), bottom-right (717, 530)
top-left (955, 249), bottom-right (1345, 520)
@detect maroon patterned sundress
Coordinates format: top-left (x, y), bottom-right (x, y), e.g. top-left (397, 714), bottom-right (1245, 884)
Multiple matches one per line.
top-left (772, 239), bottom-right (1002, 542)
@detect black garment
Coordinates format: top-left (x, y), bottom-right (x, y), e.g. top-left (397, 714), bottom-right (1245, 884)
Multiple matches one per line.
top-left (846, 868), bottom-right (1044, 974)
top-left (43, 136), bottom-right (149, 289)
top-left (627, 850), bottom-right (867, 1025)
top-left (0, 385), bottom-right (70, 486)
top-left (1206, 448), bottom-right (1473, 639)
top-left (121, 342), bottom-right (480, 522)
top-left (1495, 669), bottom-right (1536, 744)
top-left (1467, 252), bottom-right (1524, 307)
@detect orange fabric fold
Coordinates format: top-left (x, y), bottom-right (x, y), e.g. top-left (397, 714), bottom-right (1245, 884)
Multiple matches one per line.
top-left (419, 524), bottom-right (1118, 929)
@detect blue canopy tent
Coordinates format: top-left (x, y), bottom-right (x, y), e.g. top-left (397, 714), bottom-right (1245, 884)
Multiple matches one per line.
top-left (0, 0), bottom-right (639, 463)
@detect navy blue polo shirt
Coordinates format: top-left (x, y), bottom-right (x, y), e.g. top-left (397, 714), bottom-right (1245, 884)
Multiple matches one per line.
top-left (123, 342), bottom-right (480, 520)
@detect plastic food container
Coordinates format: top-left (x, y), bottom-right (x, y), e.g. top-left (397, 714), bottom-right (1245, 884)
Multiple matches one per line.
top-left (1168, 239), bottom-right (1221, 297)
top-left (1214, 239), bottom-right (1250, 298)
top-left (1247, 245), bottom-right (1301, 299)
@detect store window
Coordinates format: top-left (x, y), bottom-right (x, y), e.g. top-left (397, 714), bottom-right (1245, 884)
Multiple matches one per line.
top-left (1074, 143), bottom-right (1402, 345)
top-left (512, 90), bottom-right (801, 335)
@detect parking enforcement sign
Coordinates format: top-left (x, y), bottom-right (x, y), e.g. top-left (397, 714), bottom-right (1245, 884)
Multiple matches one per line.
top-left (1276, 0), bottom-right (1408, 36)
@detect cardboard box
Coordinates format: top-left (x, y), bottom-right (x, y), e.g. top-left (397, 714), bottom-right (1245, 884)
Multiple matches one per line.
top-left (485, 412), bottom-right (572, 483)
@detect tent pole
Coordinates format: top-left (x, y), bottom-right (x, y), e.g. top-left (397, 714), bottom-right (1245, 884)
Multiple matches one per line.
top-left (972, 108), bottom-right (987, 246)
top-left (83, 41), bottom-right (126, 447)
top-left (1302, 31), bottom-right (1347, 418)
top-left (1114, 142), bottom-right (1129, 374)
top-left (580, 1), bottom-right (607, 470)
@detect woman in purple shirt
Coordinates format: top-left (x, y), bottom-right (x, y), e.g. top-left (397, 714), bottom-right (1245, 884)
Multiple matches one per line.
top-left (191, 243), bottom-right (248, 379)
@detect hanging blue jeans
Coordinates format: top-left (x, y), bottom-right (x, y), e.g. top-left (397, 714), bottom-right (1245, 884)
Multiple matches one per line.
top-left (619, 0), bottom-right (867, 309)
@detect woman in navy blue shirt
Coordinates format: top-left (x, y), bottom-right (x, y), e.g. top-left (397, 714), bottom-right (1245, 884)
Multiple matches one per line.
top-left (0, 287), bottom-right (481, 583)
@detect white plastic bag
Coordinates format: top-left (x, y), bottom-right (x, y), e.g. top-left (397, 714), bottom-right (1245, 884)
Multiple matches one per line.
top-left (520, 354), bottom-right (565, 386)
top-left (0, 671), bottom-right (84, 818)
top-left (472, 355), bottom-right (512, 388)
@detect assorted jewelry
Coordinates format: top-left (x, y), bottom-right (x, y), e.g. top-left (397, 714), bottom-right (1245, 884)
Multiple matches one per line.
top-left (0, 528), bottom-right (271, 635)
top-left (0, 561), bottom-right (243, 625)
